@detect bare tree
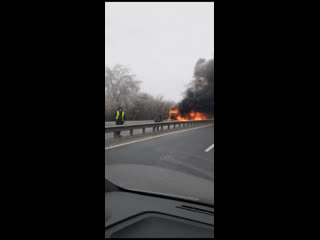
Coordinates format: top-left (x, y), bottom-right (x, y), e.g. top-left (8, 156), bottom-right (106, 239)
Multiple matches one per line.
top-left (105, 65), bottom-right (141, 120)
top-left (105, 65), bottom-right (176, 121)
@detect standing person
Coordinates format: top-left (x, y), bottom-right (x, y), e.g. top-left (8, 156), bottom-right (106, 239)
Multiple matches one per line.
top-left (154, 114), bottom-right (162, 131)
top-left (115, 107), bottom-right (126, 137)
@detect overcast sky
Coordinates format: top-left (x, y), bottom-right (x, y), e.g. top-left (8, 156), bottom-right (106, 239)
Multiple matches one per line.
top-left (105, 2), bottom-right (214, 102)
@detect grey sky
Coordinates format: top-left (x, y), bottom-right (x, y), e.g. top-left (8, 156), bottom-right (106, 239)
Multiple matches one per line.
top-left (105, 2), bottom-right (214, 102)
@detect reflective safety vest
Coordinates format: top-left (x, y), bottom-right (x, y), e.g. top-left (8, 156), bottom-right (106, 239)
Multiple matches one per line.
top-left (116, 111), bottom-right (125, 121)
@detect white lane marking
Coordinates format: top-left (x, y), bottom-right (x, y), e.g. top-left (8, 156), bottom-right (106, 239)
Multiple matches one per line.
top-left (105, 124), bottom-right (214, 150)
top-left (205, 144), bottom-right (214, 152)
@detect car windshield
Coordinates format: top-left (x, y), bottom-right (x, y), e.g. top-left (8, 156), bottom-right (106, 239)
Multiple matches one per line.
top-left (105, 2), bottom-right (214, 206)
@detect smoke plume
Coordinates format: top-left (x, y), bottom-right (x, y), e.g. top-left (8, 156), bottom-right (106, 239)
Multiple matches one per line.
top-left (178, 58), bottom-right (214, 117)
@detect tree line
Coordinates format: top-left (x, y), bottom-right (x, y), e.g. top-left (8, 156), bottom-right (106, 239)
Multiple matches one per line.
top-left (105, 65), bottom-right (175, 121)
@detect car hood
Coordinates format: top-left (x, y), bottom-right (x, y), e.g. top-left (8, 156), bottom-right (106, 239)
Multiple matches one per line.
top-left (105, 163), bottom-right (214, 205)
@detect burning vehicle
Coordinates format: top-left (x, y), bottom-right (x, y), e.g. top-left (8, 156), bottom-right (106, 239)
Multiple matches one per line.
top-left (169, 107), bottom-right (209, 121)
top-left (168, 58), bottom-right (214, 121)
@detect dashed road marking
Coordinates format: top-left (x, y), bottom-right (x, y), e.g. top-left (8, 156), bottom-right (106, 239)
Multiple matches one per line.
top-left (205, 144), bottom-right (214, 152)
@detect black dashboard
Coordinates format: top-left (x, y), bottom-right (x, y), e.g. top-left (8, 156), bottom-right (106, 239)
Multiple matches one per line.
top-left (105, 180), bottom-right (214, 238)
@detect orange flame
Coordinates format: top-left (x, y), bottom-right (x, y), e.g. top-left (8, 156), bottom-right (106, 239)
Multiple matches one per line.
top-left (168, 108), bottom-right (208, 121)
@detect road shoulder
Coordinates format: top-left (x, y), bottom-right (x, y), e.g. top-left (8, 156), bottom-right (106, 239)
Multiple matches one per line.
top-left (105, 124), bottom-right (213, 149)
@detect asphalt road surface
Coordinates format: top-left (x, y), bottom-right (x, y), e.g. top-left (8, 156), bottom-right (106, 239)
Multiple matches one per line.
top-left (105, 125), bottom-right (214, 182)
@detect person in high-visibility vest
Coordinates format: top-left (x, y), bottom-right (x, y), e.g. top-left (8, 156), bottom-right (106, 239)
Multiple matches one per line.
top-left (115, 107), bottom-right (126, 137)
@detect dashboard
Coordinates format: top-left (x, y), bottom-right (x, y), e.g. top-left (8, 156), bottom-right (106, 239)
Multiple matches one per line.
top-left (105, 180), bottom-right (214, 238)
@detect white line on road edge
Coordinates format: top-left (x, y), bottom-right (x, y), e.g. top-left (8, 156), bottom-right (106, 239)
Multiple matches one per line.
top-left (205, 144), bottom-right (214, 152)
top-left (105, 124), bottom-right (214, 150)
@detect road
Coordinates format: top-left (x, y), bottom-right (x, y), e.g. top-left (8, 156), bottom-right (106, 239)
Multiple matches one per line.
top-left (105, 125), bottom-right (214, 200)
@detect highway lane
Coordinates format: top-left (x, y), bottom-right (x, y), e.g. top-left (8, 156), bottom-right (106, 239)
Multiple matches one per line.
top-left (105, 125), bottom-right (214, 181)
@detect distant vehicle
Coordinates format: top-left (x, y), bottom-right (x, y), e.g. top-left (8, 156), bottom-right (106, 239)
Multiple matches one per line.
top-left (169, 112), bottom-right (179, 121)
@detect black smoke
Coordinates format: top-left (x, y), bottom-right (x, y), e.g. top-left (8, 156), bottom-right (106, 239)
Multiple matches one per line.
top-left (178, 58), bottom-right (214, 117)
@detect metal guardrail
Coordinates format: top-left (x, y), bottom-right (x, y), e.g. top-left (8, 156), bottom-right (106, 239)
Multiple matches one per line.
top-left (105, 120), bottom-right (160, 126)
top-left (105, 119), bottom-right (214, 137)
